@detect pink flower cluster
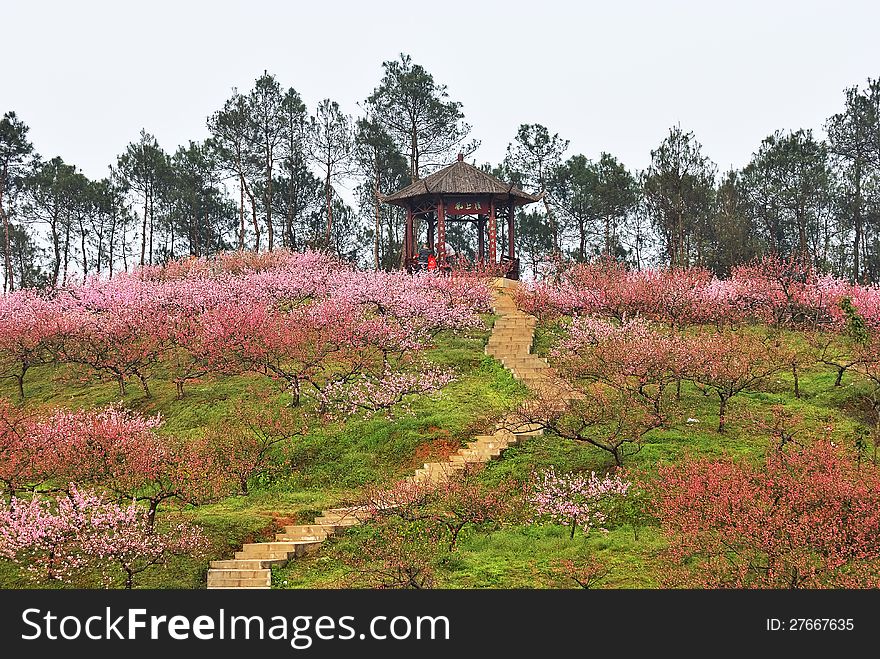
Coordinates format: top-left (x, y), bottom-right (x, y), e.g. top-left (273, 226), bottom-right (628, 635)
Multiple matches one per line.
top-left (530, 467), bottom-right (630, 537)
top-left (0, 484), bottom-right (205, 587)
top-left (516, 255), bottom-right (880, 330)
top-left (0, 403), bottom-right (229, 517)
top-left (0, 249), bottom-right (490, 403)
top-left (321, 367), bottom-right (456, 419)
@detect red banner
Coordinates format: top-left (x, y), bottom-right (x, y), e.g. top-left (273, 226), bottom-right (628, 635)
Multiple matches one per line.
top-left (445, 198), bottom-right (491, 215)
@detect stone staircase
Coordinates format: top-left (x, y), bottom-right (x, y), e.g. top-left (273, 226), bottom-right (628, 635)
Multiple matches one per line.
top-left (206, 277), bottom-right (547, 589)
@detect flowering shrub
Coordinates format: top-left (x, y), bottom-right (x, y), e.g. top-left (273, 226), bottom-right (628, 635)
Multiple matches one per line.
top-left (646, 442), bottom-right (880, 588)
top-left (2, 249), bottom-right (490, 406)
top-left (530, 467), bottom-right (631, 539)
top-left (0, 485), bottom-right (205, 588)
top-left (516, 254), bottom-right (880, 330)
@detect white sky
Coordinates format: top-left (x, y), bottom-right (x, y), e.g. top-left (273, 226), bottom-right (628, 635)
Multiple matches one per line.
top-left (3, 0), bottom-right (880, 191)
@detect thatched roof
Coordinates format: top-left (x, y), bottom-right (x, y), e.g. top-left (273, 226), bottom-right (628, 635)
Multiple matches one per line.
top-left (381, 155), bottom-right (542, 207)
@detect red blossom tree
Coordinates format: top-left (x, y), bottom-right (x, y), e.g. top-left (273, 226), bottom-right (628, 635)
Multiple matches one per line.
top-left (646, 441), bottom-right (880, 588)
top-left (206, 402), bottom-right (309, 495)
top-left (687, 330), bottom-right (780, 432)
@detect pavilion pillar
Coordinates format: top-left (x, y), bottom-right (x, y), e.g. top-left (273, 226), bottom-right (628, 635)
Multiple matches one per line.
top-left (437, 199), bottom-right (447, 264)
top-left (405, 206), bottom-right (414, 271)
top-left (508, 199), bottom-right (515, 259)
top-left (428, 217), bottom-right (435, 251)
top-left (488, 200), bottom-right (497, 264)
top-left (477, 216), bottom-right (485, 261)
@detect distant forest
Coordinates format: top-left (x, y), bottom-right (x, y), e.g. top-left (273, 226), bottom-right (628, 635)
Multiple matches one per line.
top-left (1, 54), bottom-right (879, 288)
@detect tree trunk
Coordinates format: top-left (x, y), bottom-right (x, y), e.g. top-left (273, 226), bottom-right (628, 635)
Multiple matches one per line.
top-left (62, 219), bottom-right (71, 284)
top-left (246, 186), bottom-right (260, 252)
top-left (853, 163), bottom-right (862, 282)
top-left (238, 175), bottom-right (246, 250)
top-left (51, 210), bottom-right (61, 286)
top-left (325, 173), bottom-right (333, 249)
top-left (835, 366), bottom-right (845, 387)
top-left (604, 215), bottom-right (611, 257)
top-left (176, 379), bottom-right (185, 400)
top-left (265, 154), bottom-right (274, 251)
top-left (79, 218), bottom-right (88, 277)
top-left (374, 160), bottom-right (381, 271)
top-left (792, 362), bottom-right (800, 398)
top-left (147, 500), bottom-right (158, 529)
top-left (136, 371), bottom-right (150, 397)
top-left (1, 189), bottom-right (12, 293)
top-left (148, 189), bottom-right (154, 265)
top-left (125, 569), bottom-right (134, 590)
top-left (118, 374), bottom-right (126, 397)
top-left (718, 394), bottom-right (728, 433)
top-left (140, 197), bottom-right (148, 266)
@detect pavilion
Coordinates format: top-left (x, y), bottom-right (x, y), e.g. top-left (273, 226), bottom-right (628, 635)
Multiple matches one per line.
top-left (380, 154), bottom-right (541, 280)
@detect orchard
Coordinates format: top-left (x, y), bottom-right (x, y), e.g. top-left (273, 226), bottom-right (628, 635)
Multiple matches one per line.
top-left (3, 250), bottom-right (880, 589)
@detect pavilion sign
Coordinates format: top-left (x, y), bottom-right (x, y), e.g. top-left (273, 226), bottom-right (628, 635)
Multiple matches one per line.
top-left (445, 198), bottom-right (492, 215)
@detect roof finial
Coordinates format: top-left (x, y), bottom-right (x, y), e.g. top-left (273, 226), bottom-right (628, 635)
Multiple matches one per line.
top-left (457, 153), bottom-right (464, 162)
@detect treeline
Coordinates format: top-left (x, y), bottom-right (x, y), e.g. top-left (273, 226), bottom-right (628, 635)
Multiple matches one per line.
top-left (0, 54), bottom-right (878, 289)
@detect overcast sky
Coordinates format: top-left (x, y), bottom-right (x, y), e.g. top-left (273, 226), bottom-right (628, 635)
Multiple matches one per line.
top-left (3, 0), bottom-right (879, 191)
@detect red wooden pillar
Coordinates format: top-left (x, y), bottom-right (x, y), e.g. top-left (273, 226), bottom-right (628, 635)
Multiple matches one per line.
top-left (508, 199), bottom-right (515, 259)
top-left (488, 200), bottom-right (497, 263)
top-left (437, 199), bottom-right (447, 264)
top-left (405, 206), bottom-right (414, 271)
top-left (477, 217), bottom-right (485, 261)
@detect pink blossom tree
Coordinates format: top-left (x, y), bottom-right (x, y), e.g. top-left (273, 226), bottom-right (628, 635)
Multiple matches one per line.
top-left (0, 485), bottom-right (205, 588)
top-left (530, 467), bottom-right (630, 539)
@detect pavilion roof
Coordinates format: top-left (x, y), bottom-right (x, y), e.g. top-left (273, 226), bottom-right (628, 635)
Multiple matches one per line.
top-left (380, 156), bottom-right (542, 207)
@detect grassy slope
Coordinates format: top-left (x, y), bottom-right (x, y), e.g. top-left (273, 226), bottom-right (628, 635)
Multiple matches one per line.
top-left (1, 315), bottom-right (871, 589)
top-left (274, 321), bottom-right (870, 589)
top-left (0, 317), bottom-right (527, 588)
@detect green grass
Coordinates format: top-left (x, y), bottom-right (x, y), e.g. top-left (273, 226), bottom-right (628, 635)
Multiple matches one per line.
top-left (1, 316), bottom-right (875, 589)
top-left (0, 320), bottom-right (528, 589)
top-left (272, 324), bottom-right (876, 590)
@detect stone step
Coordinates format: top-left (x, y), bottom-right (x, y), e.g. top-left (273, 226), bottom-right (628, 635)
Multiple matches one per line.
top-left (500, 359), bottom-right (549, 370)
top-left (272, 539), bottom-right (324, 555)
top-left (475, 432), bottom-right (518, 444)
top-left (242, 541), bottom-right (313, 551)
top-left (210, 559), bottom-right (285, 569)
top-left (275, 532), bottom-right (327, 543)
top-left (466, 439), bottom-right (508, 450)
top-left (207, 576), bottom-right (271, 588)
top-left (313, 516), bottom-right (360, 528)
top-left (326, 506), bottom-right (365, 515)
top-left (486, 347), bottom-right (532, 355)
top-left (281, 525), bottom-right (332, 539)
top-left (421, 461), bottom-right (466, 472)
top-left (208, 568), bottom-right (268, 579)
top-left (498, 421), bottom-right (544, 435)
top-left (449, 453), bottom-right (488, 464)
top-left (458, 448), bottom-right (501, 460)
top-left (235, 549), bottom-right (295, 560)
